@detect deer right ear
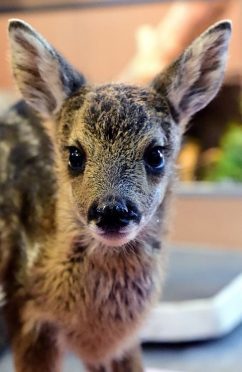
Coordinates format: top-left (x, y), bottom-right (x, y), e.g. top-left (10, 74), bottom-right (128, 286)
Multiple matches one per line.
top-left (151, 20), bottom-right (232, 127)
top-left (8, 19), bottom-right (85, 118)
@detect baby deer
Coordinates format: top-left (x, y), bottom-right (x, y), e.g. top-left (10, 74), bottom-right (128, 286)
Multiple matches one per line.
top-left (0, 19), bottom-right (231, 372)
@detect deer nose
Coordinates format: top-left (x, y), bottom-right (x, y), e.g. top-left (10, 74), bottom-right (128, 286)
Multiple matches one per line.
top-left (88, 197), bottom-right (141, 231)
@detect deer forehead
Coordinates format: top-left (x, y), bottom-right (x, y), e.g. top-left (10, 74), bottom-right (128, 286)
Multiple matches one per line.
top-left (59, 84), bottom-right (173, 147)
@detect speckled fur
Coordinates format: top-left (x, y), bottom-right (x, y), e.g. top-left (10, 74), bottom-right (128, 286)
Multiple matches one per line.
top-left (0, 19), bottom-right (231, 372)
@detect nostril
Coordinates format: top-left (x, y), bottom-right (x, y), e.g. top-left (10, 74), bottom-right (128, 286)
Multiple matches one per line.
top-left (87, 201), bottom-right (99, 223)
top-left (126, 201), bottom-right (141, 223)
top-left (114, 203), bottom-right (128, 216)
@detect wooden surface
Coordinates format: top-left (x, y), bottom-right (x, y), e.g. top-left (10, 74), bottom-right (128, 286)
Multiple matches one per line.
top-left (170, 192), bottom-right (242, 250)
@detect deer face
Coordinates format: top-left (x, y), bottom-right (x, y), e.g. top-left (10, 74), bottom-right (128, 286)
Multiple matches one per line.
top-left (8, 19), bottom-right (231, 246)
top-left (56, 83), bottom-right (180, 246)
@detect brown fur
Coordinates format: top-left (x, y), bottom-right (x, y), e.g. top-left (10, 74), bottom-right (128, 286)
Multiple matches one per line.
top-left (0, 19), bottom-right (231, 371)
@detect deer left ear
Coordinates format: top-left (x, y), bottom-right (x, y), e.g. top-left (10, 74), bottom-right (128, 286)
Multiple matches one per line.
top-left (151, 20), bottom-right (232, 127)
top-left (8, 19), bottom-right (85, 118)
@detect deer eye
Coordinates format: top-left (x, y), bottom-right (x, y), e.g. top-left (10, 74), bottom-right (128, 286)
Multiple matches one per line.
top-left (68, 146), bottom-right (85, 172)
top-left (144, 145), bottom-right (165, 173)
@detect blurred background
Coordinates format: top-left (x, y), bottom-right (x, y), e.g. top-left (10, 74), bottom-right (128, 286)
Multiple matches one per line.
top-left (0, 1), bottom-right (242, 371)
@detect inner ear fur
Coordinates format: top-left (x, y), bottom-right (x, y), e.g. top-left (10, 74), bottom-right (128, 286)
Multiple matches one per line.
top-left (151, 20), bottom-right (232, 126)
top-left (8, 19), bottom-right (85, 118)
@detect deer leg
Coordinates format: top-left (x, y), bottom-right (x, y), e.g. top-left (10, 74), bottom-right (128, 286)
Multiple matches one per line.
top-left (7, 316), bottom-right (61, 372)
top-left (86, 344), bottom-right (144, 372)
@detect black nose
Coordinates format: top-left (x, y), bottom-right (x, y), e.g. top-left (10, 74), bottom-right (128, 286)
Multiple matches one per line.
top-left (88, 197), bottom-right (141, 231)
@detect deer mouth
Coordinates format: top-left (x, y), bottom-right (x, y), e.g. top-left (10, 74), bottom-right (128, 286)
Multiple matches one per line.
top-left (88, 224), bottom-right (138, 247)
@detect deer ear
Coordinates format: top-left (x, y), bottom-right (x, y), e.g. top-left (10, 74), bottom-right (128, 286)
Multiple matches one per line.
top-left (151, 20), bottom-right (232, 126)
top-left (8, 19), bottom-right (85, 118)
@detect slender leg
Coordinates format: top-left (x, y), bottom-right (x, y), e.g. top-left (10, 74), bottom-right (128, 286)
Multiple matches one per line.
top-left (111, 344), bottom-right (144, 372)
top-left (86, 344), bottom-right (144, 372)
top-left (85, 365), bottom-right (111, 372)
top-left (6, 313), bottom-right (61, 372)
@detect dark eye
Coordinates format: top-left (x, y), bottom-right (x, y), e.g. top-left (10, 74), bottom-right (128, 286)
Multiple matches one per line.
top-left (144, 146), bottom-right (165, 173)
top-left (68, 146), bottom-right (85, 172)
